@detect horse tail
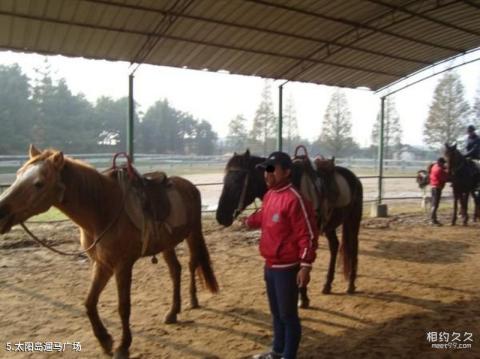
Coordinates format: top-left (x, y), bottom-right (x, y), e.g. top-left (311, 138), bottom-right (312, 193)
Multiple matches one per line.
top-left (340, 174), bottom-right (362, 280)
top-left (186, 183), bottom-right (219, 293)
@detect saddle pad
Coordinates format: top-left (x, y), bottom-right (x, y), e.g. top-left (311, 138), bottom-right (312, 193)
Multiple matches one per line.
top-left (333, 172), bottom-right (351, 208)
top-left (299, 171), bottom-right (351, 209)
top-left (122, 181), bottom-right (187, 255)
top-left (164, 187), bottom-right (187, 229)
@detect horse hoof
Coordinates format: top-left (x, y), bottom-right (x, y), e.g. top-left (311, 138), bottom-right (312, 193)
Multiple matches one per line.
top-left (298, 299), bottom-right (310, 309)
top-left (100, 334), bottom-right (114, 356)
top-left (347, 286), bottom-right (356, 294)
top-left (113, 348), bottom-right (129, 359)
top-left (322, 286), bottom-right (332, 295)
top-left (190, 299), bottom-right (199, 309)
top-left (164, 312), bottom-right (177, 324)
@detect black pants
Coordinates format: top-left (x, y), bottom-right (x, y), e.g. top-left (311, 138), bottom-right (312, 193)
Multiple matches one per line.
top-left (265, 266), bottom-right (301, 359)
top-left (431, 187), bottom-right (443, 221)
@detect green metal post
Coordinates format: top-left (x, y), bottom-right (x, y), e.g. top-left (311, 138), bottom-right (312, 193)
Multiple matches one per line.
top-left (278, 84), bottom-right (283, 151)
top-left (128, 73), bottom-right (135, 162)
top-left (378, 96), bottom-right (385, 204)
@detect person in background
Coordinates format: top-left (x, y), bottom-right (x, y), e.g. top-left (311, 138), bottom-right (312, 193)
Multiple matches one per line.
top-left (243, 151), bottom-right (318, 359)
top-left (465, 125), bottom-right (480, 160)
top-left (429, 157), bottom-right (449, 226)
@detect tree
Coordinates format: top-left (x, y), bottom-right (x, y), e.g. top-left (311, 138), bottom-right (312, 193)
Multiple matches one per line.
top-left (371, 96), bottom-right (403, 159)
top-left (423, 72), bottom-right (470, 147)
top-left (472, 84), bottom-right (480, 130)
top-left (31, 60), bottom-right (97, 152)
top-left (226, 114), bottom-right (248, 152)
top-left (139, 99), bottom-right (218, 154)
top-left (0, 64), bottom-right (34, 153)
top-left (284, 95), bottom-right (300, 154)
top-left (94, 96), bottom-right (140, 152)
top-left (140, 99), bottom-right (180, 153)
top-left (194, 120), bottom-right (218, 155)
top-left (317, 90), bottom-right (357, 157)
top-left (249, 81), bottom-right (276, 155)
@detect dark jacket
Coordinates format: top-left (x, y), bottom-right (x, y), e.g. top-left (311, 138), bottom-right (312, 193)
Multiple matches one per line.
top-left (465, 133), bottom-right (480, 159)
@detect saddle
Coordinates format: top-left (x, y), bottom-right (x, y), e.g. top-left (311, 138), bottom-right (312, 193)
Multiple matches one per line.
top-left (105, 153), bottom-right (185, 255)
top-left (291, 146), bottom-right (351, 232)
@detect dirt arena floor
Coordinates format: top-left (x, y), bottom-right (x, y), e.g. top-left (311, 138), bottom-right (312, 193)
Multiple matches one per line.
top-left (0, 211), bottom-right (479, 358)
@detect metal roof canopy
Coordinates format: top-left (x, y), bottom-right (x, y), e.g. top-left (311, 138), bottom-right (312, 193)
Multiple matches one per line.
top-left (1, 0), bottom-right (480, 92)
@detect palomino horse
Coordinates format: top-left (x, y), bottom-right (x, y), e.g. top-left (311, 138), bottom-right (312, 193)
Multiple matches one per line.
top-left (443, 143), bottom-right (480, 225)
top-left (216, 150), bottom-right (363, 306)
top-left (0, 146), bottom-right (218, 358)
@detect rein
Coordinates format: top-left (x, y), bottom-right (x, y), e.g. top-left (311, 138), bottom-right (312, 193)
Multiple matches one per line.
top-left (20, 194), bottom-right (126, 257)
top-left (231, 168), bottom-right (250, 219)
top-left (19, 151), bottom-right (133, 257)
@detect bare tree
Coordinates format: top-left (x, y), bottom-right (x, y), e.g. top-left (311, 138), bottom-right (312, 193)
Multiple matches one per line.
top-left (424, 72), bottom-right (470, 147)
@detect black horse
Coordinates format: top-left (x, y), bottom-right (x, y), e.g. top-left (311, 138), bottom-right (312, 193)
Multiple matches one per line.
top-left (443, 143), bottom-right (480, 225)
top-left (216, 150), bottom-right (363, 306)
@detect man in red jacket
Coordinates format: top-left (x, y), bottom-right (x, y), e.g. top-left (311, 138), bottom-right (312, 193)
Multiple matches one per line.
top-left (429, 157), bottom-right (449, 225)
top-left (245, 151), bottom-right (318, 359)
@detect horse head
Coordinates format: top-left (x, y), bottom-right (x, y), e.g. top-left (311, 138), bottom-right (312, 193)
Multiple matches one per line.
top-left (444, 142), bottom-right (463, 175)
top-left (216, 149), bottom-right (266, 226)
top-left (0, 145), bottom-right (65, 234)
top-left (415, 169), bottom-right (429, 189)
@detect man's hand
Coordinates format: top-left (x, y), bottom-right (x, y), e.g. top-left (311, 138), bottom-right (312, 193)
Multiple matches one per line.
top-left (297, 266), bottom-right (311, 288)
top-left (238, 216), bottom-right (248, 227)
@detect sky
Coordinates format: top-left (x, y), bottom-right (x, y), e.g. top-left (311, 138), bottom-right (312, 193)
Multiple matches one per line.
top-left (0, 49), bottom-right (479, 148)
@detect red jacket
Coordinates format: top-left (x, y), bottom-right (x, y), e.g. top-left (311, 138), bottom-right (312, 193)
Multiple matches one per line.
top-left (429, 163), bottom-right (448, 189)
top-left (246, 183), bottom-right (318, 268)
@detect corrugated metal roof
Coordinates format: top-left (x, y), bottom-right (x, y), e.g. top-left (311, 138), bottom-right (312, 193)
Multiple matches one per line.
top-left (0, 0), bottom-right (479, 91)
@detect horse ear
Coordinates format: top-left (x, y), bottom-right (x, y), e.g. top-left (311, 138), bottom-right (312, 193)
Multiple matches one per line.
top-left (50, 151), bottom-right (65, 170)
top-left (29, 144), bottom-right (41, 158)
top-left (233, 151), bottom-right (237, 156)
top-left (245, 149), bottom-right (250, 158)
top-left (452, 142), bottom-right (457, 149)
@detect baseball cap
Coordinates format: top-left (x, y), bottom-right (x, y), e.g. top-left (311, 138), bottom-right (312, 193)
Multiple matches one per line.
top-left (467, 125), bottom-right (476, 132)
top-left (256, 151), bottom-right (292, 170)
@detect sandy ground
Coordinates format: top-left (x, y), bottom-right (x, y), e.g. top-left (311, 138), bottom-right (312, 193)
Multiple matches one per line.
top-left (0, 211), bottom-right (479, 358)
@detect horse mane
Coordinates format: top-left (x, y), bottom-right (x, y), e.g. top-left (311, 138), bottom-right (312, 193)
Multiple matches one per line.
top-left (226, 151), bottom-right (265, 171)
top-left (60, 157), bottom-right (114, 212)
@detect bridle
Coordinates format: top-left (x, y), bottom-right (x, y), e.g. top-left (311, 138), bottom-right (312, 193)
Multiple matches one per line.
top-left (228, 167), bottom-right (250, 219)
top-left (19, 152), bottom-right (133, 258)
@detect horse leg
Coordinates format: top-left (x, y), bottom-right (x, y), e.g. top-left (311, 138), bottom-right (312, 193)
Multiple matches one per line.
top-left (461, 192), bottom-right (469, 226)
top-left (451, 193), bottom-right (458, 226)
top-left (162, 248), bottom-right (181, 324)
top-left (344, 221), bottom-right (360, 295)
top-left (323, 229), bottom-right (339, 294)
top-left (298, 286), bottom-right (310, 309)
top-left (85, 262), bottom-right (114, 355)
top-left (188, 257), bottom-right (199, 309)
top-left (113, 263), bottom-right (134, 359)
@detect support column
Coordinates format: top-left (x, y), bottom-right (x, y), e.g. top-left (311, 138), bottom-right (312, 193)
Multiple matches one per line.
top-left (378, 96), bottom-right (385, 203)
top-left (372, 96), bottom-right (388, 217)
top-left (277, 84), bottom-right (284, 152)
top-left (128, 73), bottom-right (135, 162)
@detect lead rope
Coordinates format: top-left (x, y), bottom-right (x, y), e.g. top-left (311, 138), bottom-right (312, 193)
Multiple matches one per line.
top-left (20, 193), bottom-right (126, 258)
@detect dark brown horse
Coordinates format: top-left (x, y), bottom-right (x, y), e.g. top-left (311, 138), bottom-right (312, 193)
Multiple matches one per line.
top-left (444, 143), bottom-right (480, 225)
top-left (0, 146), bottom-right (218, 359)
top-left (216, 150), bottom-right (363, 306)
